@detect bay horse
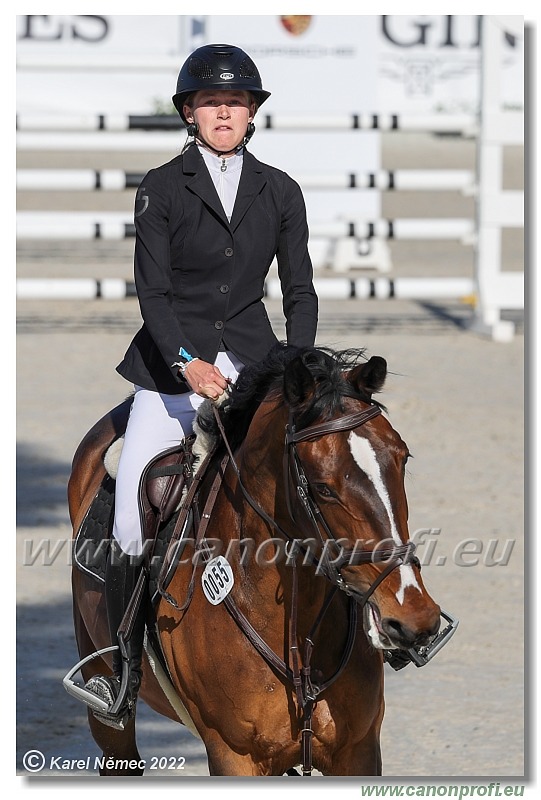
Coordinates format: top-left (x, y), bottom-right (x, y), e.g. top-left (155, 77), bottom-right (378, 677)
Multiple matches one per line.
top-left (67, 345), bottom-right (451, 776)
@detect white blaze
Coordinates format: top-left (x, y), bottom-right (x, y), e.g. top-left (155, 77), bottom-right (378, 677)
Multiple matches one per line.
top-left (348, 432), bottom-right (421, 604)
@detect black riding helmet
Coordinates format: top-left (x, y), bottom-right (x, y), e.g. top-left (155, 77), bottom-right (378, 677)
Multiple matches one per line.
top-left (172, 43), bottom-right (271, 122)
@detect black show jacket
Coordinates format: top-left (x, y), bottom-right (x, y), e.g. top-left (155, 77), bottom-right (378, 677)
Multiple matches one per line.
top-left (116, 145), bottom-right (318, 394)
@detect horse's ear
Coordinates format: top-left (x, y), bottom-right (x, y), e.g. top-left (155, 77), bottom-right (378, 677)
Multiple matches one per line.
top-left (283, 356), bottom-right (316, 409)
top-left (348, 356), bottom-right (387, 398)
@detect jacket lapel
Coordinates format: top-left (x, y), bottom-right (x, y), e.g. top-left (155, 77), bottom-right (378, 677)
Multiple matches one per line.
top-left (182, 145), bottom-right (268, 231)
top-left (183, 145), bottom-right (229, 225)
top-left (230, 150), bottom-right (267, 232)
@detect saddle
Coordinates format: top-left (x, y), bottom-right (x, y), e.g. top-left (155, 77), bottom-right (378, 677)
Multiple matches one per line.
top-left (139, 435), bottom-right (197, 546)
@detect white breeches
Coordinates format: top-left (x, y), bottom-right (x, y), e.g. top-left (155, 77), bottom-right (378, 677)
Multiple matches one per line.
top-left (112, 351), bottom-right (244, 556)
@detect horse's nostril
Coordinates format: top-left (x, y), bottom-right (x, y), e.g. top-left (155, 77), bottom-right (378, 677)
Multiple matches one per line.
top-left (381, 618), bottom-right (414, 647)
top-left (381, 618), bottom-right (434, 648)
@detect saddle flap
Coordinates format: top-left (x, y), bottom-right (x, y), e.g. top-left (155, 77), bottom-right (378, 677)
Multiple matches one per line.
top-left (146, 453), bottom-right (187, 516)
top-left (139, 436), bottom-right (196, 540)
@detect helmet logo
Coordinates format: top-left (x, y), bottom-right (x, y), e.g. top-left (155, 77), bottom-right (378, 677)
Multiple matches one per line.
top-left (220, 72), bottom-right (235, 80)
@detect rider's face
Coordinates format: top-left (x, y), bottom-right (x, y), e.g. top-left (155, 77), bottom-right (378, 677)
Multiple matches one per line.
top-left (184, 90), bottom-right (255, 155)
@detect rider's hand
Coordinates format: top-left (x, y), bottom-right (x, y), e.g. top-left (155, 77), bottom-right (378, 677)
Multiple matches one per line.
top-left (181, 359), bottom-right (230, 400)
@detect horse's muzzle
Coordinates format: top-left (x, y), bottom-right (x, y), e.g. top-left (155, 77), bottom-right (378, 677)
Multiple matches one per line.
top-left (380, 614), bottom-right (440, 650)
top-left (363, 602), bottom-right (458, 667)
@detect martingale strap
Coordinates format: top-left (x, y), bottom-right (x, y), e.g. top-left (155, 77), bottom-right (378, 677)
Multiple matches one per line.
top-left (192, 412), bottom-right (341, 704)
top-left (223, 572), bottom-right (358, 698)
top-left (223, 572), bottom-right (359, 777)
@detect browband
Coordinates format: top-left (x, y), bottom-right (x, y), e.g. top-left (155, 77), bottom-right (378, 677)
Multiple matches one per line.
top-left (286, 405), bottom-right (382, 445)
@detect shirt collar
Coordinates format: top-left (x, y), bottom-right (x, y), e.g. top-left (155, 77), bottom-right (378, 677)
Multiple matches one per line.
top-left (197, 144), bottom-right (244, 173)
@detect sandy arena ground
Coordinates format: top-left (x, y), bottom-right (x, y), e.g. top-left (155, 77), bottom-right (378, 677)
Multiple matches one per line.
top-left (16, 296), bottom-right (525, 782)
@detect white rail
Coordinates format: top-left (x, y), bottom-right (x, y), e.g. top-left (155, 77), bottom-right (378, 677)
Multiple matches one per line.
top-left (16, 168), bottom-right (476, 193)
top-left (16, 113), bottom-right (479, 135)
top-left (16, 276), bottom-right (475, 302)
top-left (16, 43), bottom-right (524, 340)
top-left (16, 211), bottom-right (476, 242)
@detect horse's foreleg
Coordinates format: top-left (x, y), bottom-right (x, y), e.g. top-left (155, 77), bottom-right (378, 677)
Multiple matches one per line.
top-left (87, 713), bottom-right (145, 776)
top-left (205, 733), bottom-right (277, 776)
top-left (206, 746), bottom-right (259, 776)
top-left (325, 728), bottom-right (382, 776)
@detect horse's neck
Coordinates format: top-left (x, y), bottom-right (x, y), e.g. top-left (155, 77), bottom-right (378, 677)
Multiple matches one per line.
top-left (227, 500), bottom-right (332, 636)
top-left (214, 400), bottom-right (343, 636)
top-left (236, 542), bottom-right (352, 673)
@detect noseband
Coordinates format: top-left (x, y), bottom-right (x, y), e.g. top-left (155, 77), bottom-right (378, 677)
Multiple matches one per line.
top-left (213, 402), bottom-right (419, 605)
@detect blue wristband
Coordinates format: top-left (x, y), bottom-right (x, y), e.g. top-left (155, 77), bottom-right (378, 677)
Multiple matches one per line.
top-left (171, 346), bottom-right (199, 376)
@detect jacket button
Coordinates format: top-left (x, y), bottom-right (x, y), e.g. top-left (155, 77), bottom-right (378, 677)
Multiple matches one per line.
top-left (214, 321), bottom-right (224, 330)
top-left (219, 284), bottom-right (230, 293)
top-left (224, 247), bottom-right (234, 257)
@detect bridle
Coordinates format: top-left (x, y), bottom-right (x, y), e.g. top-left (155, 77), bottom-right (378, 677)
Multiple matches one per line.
top-left (214, 402), bottom-right (420, 606)
top-left (283, 403), bottom-right (420, 602)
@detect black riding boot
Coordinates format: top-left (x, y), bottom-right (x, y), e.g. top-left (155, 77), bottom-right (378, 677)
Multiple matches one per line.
top-left (85, 539), bottom-right (147, 730)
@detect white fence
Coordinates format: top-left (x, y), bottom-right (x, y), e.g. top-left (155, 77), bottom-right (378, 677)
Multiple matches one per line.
top-left (17, 168), bottom-right (476, 192)
top-left (16, 276), bottom-right (475, 303)
top-left (16, 16), bottom-right (524, 340)
top-left (16, 211), bottom-right (476, 243)
top-left (470, 15), bottom-right (524, 342)
top-left (16, 125), bottom-right (479, 279)
top-left (15, 114), bottom-right (480, 279)
top-left (16, 112), bottom-right (478, 134)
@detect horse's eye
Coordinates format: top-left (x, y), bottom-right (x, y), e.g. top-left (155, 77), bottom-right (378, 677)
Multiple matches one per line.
top-left (313, 483), bottom-right (334, 498)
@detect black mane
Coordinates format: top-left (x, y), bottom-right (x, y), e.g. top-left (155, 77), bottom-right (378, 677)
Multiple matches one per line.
top-left (196, 343), bottom-right (382, 454)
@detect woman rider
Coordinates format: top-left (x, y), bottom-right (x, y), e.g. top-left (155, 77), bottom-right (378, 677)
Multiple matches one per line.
top-left (78, 43), bottom-right (318, 729)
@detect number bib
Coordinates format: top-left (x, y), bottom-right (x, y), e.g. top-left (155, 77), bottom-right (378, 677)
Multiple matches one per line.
top-left (201, 556), bottom-right (234, 605)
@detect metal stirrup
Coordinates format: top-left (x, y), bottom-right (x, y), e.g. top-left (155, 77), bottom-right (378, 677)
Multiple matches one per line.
top-left (63, 646), bottom-right (119, 713)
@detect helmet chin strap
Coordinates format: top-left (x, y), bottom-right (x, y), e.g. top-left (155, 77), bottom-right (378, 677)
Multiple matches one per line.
top-left (195, 137), bottom-right (245, 157)
top-left (187, 122), bottom-right (255, 157)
